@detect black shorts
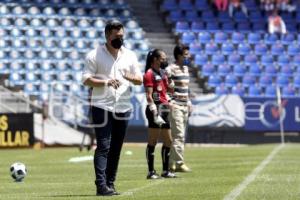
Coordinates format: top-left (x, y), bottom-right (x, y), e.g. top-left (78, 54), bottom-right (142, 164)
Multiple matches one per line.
top-left (145, 104), bottom-right (170, 129)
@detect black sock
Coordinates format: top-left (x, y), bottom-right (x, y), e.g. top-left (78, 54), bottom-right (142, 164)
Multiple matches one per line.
top-left (146, 145), bottom-right (155, 172)
top-left (161, 146), bottom-right (170, 171)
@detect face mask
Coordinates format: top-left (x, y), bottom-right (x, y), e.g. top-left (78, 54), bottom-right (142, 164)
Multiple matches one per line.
top-left (160, 61), bottom-right (168, 69)
top-left (183, 58), bottom-right (190, 66)
top-left (111, 38), bottom-right (123, 49)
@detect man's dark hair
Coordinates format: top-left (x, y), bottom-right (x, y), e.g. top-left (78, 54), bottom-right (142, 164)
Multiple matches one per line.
top-left (104, 20), bottom-right (124, 37)
top-left (173, 44), bottom-right (189, 60)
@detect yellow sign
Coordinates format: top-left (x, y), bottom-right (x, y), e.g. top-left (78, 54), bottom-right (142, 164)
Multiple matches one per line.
top-left (0, 114), bottom-right (32, 147)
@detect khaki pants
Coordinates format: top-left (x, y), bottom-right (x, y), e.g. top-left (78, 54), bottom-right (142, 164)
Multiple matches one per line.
top-left (169, 104), bottom-right (189, 165)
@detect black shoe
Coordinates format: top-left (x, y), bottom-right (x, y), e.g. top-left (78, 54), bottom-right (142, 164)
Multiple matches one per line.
top-left (161, 171), bottom-right (177, 178)
top-left (146, 170), bottom-right (160, 179)
top-left (96, 186), bottom-right (119, 196)
top-left (107, 184), bottom-right (120, 195)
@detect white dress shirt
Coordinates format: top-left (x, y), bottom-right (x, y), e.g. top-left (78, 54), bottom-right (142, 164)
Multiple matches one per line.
top-left (82, 45), bottom-right (142, 113)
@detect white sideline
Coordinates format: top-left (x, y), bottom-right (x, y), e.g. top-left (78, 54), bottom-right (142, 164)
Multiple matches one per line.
top-left (68, 156), bottom-right (93, 163)
top-left (122, 179), bottom-right (165, 196)
top-left (223, 144), bottom-right (284, 200)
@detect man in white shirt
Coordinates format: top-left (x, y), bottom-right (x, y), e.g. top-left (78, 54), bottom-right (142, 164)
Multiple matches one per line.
top-left (82, 20), bottom-right (142, 196)
top-left (268, 10), bottom-right (287, 35)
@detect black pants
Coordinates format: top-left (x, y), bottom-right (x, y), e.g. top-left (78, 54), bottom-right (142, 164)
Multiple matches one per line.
top-left (92, 106), bottom-right (130, 187)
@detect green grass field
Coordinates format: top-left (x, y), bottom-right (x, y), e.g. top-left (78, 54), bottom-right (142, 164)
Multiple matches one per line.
top-left (0, 144), bottom-right (299, 200)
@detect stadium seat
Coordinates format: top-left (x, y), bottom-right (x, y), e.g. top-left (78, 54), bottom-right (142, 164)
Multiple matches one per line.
top-left (206, 21), bottom-right (219, 31)
top-left (215, 85), bottom-right (229, 95)
top-left (293, 55), bottom-right (300, 65)
top-left (242, 74), bottom-right (256, 87)
top-left (264, 85), bottom-right (276, 97)
top-left (259, 75), bottom-right (272, 87)
top-left (168, 11), bottom-right (184, 23)
top-left (211, 54), bottom-right (225, 65)
top-left (293, 75), bottom-right (300, 88)
top-left (238, 43), bottom-right (251, 55)
top-left (280, 65), bottom-right (294, 77)
top-left (231, 32), bottom-right (245, 44)
top-left (252, 22), bottom-right (266, 31)
top-left (178, 0), bottom-right (194, 11)
top-left (287, 44), bottom-right (300, 56)
top-left (198, 32), bottom-right (212, 44)
top-left (222, 21), bottom-right (235, 31)
top-left (194, 54), bottom-right (208, 66)
top-left (205, 43), bottom-right (218, 55)
top-left (271, 44), bottom-right (285, 56)
top-left (231, 84), bottom-right (245, 96)
top-left (191, 21), bottom-right (205, 32)
top-left (217, 11), bottom-right (231, 22)
top-left (276, 75), bottom-right (290, 87)
top-left (264, 34), bottom-right (279, 45)
top-left (221, 43), bottom-right (234, 55)
top-left (208, 75), bottom-right (221, 87)
top-left (233, 64), bottom-right (246, 77)
top-left (282, 85), bottom-right (295, 97)
top-left (261, 55), bottom-right (274, 66)
top-left (281, 33), bottom-right (296, 45)
top-left (217, 64), bottom-right (231, 76)
top-left (160, 0), bottom-right (178, 11)
top-left (244, 54), bottom-right (258, 65)
top-left (248, 85), bottom-right (261, 97)
top-left (214, 32), bottom-right (228, 44)
top-left (185, 10), bottom-right (200, 22)
top-left (237, 22), bottom-right (251, 32)
top-left (175, 21), bottom-right (189, 33)
top-left (181, 32), bottom-right (196, 45)
top-left (248, 32), bottom-right (261, 45)
top-left (224, 74), bottom-right (238, 87)
top-left (248, 64), bottom-right (261, 76)
top-left (264, 64), bottom-right (278, 77)
top-left (254, 43), bottom-right (268, 56)
top-left (189, 43), bottom-right (202, 55)
top-left (201, 63), bottom-right (215, 77)
top-left (277, 55), bottom-right (290, 65)
top-left (228, 54), bottom-right (241, 65)
top-left (195, 0), bottom-right (209, 11)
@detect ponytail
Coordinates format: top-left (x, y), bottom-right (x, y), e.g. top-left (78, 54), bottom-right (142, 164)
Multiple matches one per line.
top-left (144, 49), bottom-right (163, 72)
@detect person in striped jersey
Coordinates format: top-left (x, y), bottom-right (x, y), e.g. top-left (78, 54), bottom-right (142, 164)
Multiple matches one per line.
top-left (167, 44), bottom-right (192, 172)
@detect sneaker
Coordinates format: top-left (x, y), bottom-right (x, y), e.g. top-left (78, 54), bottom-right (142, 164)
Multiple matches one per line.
top-left (107, 184), bottom-right (120, 195)
top-left (147, 170), bottom-right (160, 179)
top-left (176, 163), bottom-right (191, 172)
top-left (161, 171), bottom-right (176, 178)
top-left (96, 186), bottom-right (119, 196)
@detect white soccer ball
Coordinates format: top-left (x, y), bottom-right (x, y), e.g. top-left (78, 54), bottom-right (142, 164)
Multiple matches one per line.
top-left (10, 162), bottom-right (27, 182)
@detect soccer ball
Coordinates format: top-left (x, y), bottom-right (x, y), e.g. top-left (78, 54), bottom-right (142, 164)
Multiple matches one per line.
top-left (10, 162), bottom-right (27, 182)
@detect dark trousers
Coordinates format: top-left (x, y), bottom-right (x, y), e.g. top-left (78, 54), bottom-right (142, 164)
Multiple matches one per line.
top-left (91, 106), bottom-right (130, 187)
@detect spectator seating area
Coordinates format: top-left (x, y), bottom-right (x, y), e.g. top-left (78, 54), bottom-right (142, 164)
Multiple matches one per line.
top-left (0, 0), bottom-right (149, 101)
top-left (159, 0), bottom-right (300, 97)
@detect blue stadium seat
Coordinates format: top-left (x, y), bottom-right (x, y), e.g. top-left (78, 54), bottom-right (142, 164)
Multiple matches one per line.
top-left (244, 54), bottom-right (258, 65)
top-left (261, 55), bottom-right (274, 66)
top-left (280, 65), bottom-right (294, 77)
top-left (215, 85), bottom-right (229, 95)
top-left (24, 83), bottom-right (38, 96)
top-left (168, 10), bottom-right (184, 23)
top-left (214, 32), bottom-right (228, 44)
top-left (265, 85), bottom-right (276, 97)
top-left (201, 10), bottom-right (215, 21)
top-left (252, 22), bottom-right (266, 31)
top-left (228, 54), bottom-right (241, 65)
top-left (160, 0), bottom-right (178, 11)
top-left (217, 11), bottom-right (231, 22)
top-left (201, 63), bottom-right (215, 76)
top-left (248, 64), bottom-right (261, 76)
top-left (28, 6), bottom-right (40, 15)
top-left (198, 32), bottom-right (212, 44)
top-left (287, 44), bottom-right (300, 56)
top-left (264, 34), bottom-right (279, 45)
top-left (264, 64), bottom-right (278, 77)
top-left (211, 54), bottom-right (225, 65)
top-left (185, 10), bottom-right (200, 22)
top-left (234, 11), bottom-right (248, 22)
top-left (195, 0), bottom-right (210, 11)
top-left (208, 75), bottom-right (221, 87)
top-left (248, 32), bottom-right (261, 45)
top-left (178, 0), bottom-right (194, 10)
top-left (233, 64), bottom-right (246, 77)
top-left (231, 84), bottom-right (245, 96)
top-left (276, 75), bottom-right (290, 87)
top-left (222, 21), bottom-right (235, 31)
top-left (281, 33), bottom-right (296, 45)
top-left (181, 32), bottom-right (196, 45)
top-left (271, 44), bottom-right (284, 56)
top-left (277, 55), bottom-right (290, 65)
top-left (242, 74), bottom-right (256, 87)
top-left (206, 22), bottom-right (219, 31)
top-left (218, 64), bottom-right (231, 76)
top-left (195, 54), bottom-right (208, 66)
top-left (221, 43), bottom-right (234, 55)
top-left (224, 74), bottom-right (238, 87)
top-left (237, 43), bottom-right (251, 55)
top-left (231, 32), bottom-right (245, 44)
top-left (237, 22), bottom-right (251, 32)
top-left (293, 75), bottom-right (300, 88)
top-left (205, 43), bottom-right (218, 55)
top-left (191, 21), bottom-right (205, 32)
top-left (248, 85), bottom-right (261, 97)
top-left (282, 85), bottom-right (295, 97)
top-left (189, 43), bottom-right (202, 55)
top-left (259, 75), bottom-right (272, 87)
top-left (254, 43), bottom-right (268, 55)
top-left (249, 10), bottom-right (263, 22)
top-left (293, 55), bottom-right (300, 65)
top-left (175, 21), bottom-right (189, 33)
